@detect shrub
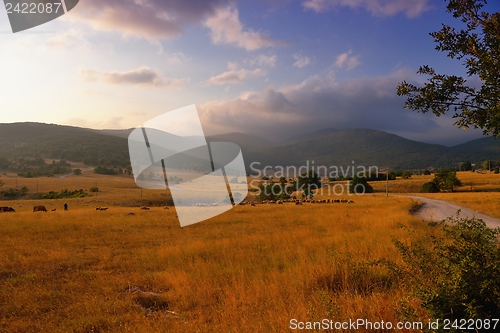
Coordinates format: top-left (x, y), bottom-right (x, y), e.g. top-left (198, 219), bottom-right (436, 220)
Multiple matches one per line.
top-left (89, 187), bottom-right (99, 193)
top-left (393, 214), bottom-right (500, 321)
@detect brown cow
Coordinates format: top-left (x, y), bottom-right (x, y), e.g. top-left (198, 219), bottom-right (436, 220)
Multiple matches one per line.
top-left (0, 206), bottom-right (15, 212)
top-left (96, 207), bottom-right (108, 211)
top-left (140, 206), bottom-right (151, 210)
top-left (33, 205), bottom-right (47, 212)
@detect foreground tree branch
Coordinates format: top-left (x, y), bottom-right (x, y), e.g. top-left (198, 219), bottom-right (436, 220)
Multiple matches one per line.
top-left (397, 0), bottom-right (500, 137)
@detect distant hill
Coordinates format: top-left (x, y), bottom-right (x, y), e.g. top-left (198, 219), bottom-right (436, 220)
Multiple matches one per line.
top-left (207, 132), bottom-right (277, 151)
top-left (0, 122), bottom-right (130, 167)
top-left (245, 129), bottom-right (500, 170)
top-left (244, 129), bottom-right (452, 170)
top-left (0, 123), bottom-right (499, 174)
top-left (283, 128), bottom-right (339, 144)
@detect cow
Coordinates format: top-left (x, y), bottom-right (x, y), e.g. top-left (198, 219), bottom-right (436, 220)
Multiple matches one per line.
top-left (140, 206), bottom-right (151, 210)
top-left (51, 209), bottom-right (56, 212)
top-left (33, 205), bottom-right (47, 212)
top-left (96, 207), bottom-right (108, 211)
top-left (0, 206), bottom-right (15, 212)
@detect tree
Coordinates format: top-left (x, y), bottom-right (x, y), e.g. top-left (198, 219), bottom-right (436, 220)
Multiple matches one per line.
top-left (397, 0), bottom-right (500, 137)
top-left (401, 171), bottom-right (412, 179)
top-left (434, 169), bottom-right (462, 191)
top-left (349, 175), bottom-right (374, 194)
top-left (423, 169), bottom-right (432, 175)
top-left (459, 160), bottom-right (472, 171)
top-left (482, 159), bottom-right (492, 170)
top-left (298, 170), bottom-right (321, 198)
top-left (421, 181), bottom-right (441, 193)
top-left (73, 168), bottom-right (82, 175)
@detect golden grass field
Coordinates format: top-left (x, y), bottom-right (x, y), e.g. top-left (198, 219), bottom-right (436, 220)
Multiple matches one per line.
top-left (0, 170), bottom-right (497, 332)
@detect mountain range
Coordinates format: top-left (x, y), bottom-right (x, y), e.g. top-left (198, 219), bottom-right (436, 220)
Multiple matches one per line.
top-left (0, 122), bottom-right (499, 171)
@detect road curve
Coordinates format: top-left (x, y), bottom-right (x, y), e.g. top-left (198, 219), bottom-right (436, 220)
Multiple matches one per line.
top-left (404, 195), bottom-right (500, 229)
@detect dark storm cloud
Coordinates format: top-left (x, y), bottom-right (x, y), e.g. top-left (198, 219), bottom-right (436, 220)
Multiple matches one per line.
top-left (199, 68), bottom-right (483, 144)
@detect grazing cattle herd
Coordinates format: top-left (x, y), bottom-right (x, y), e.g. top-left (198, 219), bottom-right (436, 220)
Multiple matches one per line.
top-left (238, 198), bottom-right (354, 206)
top-left (0, 198), bottom-right (354, 214)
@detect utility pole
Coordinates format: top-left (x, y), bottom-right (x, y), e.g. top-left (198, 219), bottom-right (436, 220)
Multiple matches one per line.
top-left (386, 169), bottom-right (389, 198)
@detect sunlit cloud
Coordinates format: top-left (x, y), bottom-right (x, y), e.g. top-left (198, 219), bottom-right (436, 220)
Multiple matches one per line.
top-left (207, 67), bottom-right (267, 85)
top-left (247, 54), bottom-right (278, 67)
top-left (45, 29), bottom-right (91, 50)
top-left (205, 5), bottom-right (286, 50)
top-left (292, 54), bottom-right (312, 68)
top-left (65, 0), bottom-right (230, 39)
top-left (80, 66), bottom-right (189, 88)
top-left (334, 50), bottom-right (361, 70)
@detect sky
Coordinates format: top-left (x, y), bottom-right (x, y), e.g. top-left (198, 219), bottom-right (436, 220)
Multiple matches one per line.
top-left (1, 0), bottom-right (499, 146)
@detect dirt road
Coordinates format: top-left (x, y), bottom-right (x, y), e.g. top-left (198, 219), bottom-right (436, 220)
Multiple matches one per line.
top-left (405, 195), bottom-right (500, 229)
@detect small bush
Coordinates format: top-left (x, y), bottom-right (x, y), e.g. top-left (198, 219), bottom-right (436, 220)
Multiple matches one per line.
top-left (393, 214), bottom-right (500, 321)
top-left (89, 187), bottom-right (99, 193)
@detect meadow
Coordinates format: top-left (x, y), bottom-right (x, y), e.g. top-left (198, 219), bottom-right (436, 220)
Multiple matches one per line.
top-left (0, 171), bottom-right (498, 332)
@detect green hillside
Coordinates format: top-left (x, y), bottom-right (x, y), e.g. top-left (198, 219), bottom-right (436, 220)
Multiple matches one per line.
top-left (1, 123), bottom-right (499, 177)
top-left (0, 122), bottom-right (130, 168)
top-left (244, 129), bottom-right (452, 170)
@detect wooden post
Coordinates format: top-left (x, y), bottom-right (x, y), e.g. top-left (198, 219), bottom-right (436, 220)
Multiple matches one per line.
top-left (385, 175), bottom-right (388, 197)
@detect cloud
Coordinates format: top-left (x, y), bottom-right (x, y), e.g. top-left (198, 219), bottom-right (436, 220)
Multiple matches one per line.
top-left (65, 0), bottom-right (230, 39)
top-left (207, 68), bottom-right (267, 85)
top-left (167, 52), bottom-right (192, 64)
top-left (205, 5), bottom-right (286, 50)
top-left (80, 67), bottom-right (189, 88)
top-left (247, 54), bottom-right (277, 67)
top-left (334, 50), bottom-right (361, 70)
top-left (198, 68), bottom-right (456, 141)
top-left (302, 0), bottom-right (432, 18)
top-left (292, 54), bottom-right (312, 68)
top-left (45, 29), bottom-right (92, 50)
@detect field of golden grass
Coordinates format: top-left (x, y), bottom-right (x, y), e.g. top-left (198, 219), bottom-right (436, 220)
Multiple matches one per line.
top-left (2, 170), bottom-right (499, 332)
top-left (0, 171), bottom-right (439, 332)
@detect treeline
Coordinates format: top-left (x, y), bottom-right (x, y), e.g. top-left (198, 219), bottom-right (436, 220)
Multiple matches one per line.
top-left (93, 165), bottom-right (127, 175)
top-left (39, 189), bottom-right (88, 199)
top-left (0, 158), bottom-right (72, 178)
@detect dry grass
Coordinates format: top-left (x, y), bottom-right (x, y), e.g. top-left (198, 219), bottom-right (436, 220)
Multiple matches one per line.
top-left (0, 173), bottom-right (435, 332)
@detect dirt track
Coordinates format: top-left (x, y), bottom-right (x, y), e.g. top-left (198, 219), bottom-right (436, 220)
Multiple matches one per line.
top-left (405, 195), bottom-right (500, 229)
